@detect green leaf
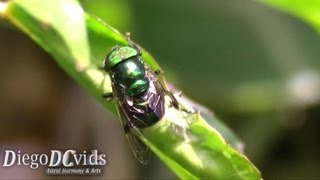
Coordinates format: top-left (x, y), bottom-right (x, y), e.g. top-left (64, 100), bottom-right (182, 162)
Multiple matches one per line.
top-left (259, 0), bottom-right (320, 33)
top-left (2, 0), bottom-right (261, 179)
top-left (143, 106), bottom-right (258, 179)
top-left (179, 95), bottom-right (244, 152)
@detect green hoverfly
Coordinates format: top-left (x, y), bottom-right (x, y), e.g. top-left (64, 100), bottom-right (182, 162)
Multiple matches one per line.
top-left (101, 34), bottom-right (192, 164)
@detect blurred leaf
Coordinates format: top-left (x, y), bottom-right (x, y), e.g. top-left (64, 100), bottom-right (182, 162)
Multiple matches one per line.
top-left (2, 0), bottom-right (261, 179)
top-left (179, 95), bottom-right (244, 152)
top-left (79, 0), bottom-right (131, 32)
top-left (132, 1), bottom-right (320, 117)
top-left (13, 0), bottom-right (90, 69)
top-left (144, 108), bottom-right (258, 179)
top-left (259, 0), bottom-right (320, 33)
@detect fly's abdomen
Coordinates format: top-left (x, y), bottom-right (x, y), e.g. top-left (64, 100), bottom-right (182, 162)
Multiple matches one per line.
top-left (121, 80), bottom-right (165, 128)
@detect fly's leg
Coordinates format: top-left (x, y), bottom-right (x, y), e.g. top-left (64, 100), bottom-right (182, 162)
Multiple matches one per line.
top-left (77, 64), bottom-right (114, 101)
top-left (99, 61), bottom-right (115, 101)
top-left (167, 90), bottom-right (194, 133)
top-left (102, 92), bottom-right (114, 101)
top-left (155, 70), bottom-right (194, 113)
top-left (100, 69), bottom-right (114, 101)
top-left (154, 69), bottom-right (164, 75)
top-left (167, 91), bottom-right (195, 114)
top-left (123, 122), bottom-right (132, 134)
top-left (154, 69), bottom-right (196, 133)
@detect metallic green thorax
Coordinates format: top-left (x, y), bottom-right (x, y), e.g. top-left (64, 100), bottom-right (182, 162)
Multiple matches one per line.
top-left (113, 59), bottom-right (149, 97)
top-left (104, 46), bottom-right (139, 71)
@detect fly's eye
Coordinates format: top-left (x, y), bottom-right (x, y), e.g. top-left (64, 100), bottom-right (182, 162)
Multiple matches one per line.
top-left (105, 46), bottom-right (139, 70)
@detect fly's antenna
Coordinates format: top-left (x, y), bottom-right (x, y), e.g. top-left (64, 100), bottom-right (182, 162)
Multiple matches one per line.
top-left (125, 32), bottom-right (141, 55)
top-left (125, 32), bottom-right (132, 42)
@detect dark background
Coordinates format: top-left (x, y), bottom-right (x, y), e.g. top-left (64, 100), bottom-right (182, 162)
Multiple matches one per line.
top-left (0, 0), bottom-right (320, 179)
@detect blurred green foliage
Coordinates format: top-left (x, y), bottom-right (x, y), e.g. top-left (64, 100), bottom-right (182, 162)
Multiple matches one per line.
top-left (80, 0), bottom-right (132, 32)
top-left (261, 0), bottom-right (320, 34)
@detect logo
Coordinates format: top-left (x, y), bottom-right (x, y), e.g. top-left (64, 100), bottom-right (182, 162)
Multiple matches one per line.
top-left (2, 150), bottom-right (107, 175)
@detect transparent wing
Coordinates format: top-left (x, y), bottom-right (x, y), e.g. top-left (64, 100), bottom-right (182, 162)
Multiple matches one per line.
top-left (115, 102), bottom-right (151, 164)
